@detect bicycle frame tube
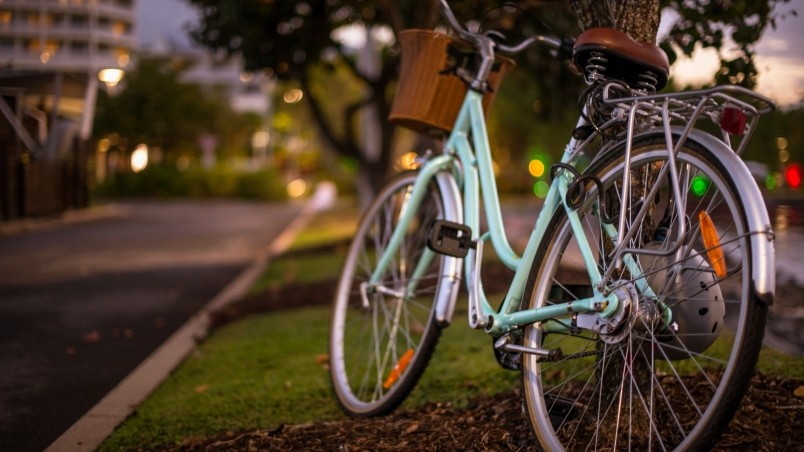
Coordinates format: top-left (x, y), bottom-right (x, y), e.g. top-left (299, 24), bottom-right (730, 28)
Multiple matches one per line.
top-left (367, 90), bottom-right (622, 335)
top-left (450, 94), bottom-right (614, 334)
top-left (447, 91), bottom-right (520, 269)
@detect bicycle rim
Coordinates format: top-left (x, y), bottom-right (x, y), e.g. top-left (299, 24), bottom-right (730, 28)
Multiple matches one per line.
top-left (522, 137), bottom-right (768, 450)
top-left (329, 172), bottom-right (446, 416)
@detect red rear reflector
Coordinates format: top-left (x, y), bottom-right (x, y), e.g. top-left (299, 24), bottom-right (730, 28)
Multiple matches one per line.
top-left (721, 106), bottom-right (746, 136)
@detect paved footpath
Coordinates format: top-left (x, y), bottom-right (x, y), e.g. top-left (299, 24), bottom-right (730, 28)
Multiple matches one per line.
top-left (0, 198), bottom-right (311, 452)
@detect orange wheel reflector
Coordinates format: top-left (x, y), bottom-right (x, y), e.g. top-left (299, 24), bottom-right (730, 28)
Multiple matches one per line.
top-left (699, 211), bottom-right (727, 278)
top-left (383, 348), bottom-right (415, 389)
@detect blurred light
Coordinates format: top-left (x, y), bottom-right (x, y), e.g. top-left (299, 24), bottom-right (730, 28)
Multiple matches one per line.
top-left (286, 136), bottom-right (306, 152)
top-left (40, 52), bottom-right (51, 63)
top-left (97, 138), bottom-right (110, 153)
top-left (765, 173), bottom-right (778, 190)
top-left (533, 180), bottom-right (549, 198)
top-left (284, 88), bottom-right (303, 103)
top-left (287, 179), bottom-right (307, 198)
top-left (398, 152), bottom-right (419, 170)
top-left (528, 159), bottom-right (546, 178)
top-left (240, 72), bottom-right (254, 82)
top-left (131, 144), bottom-right (148, 173)
top-left (176, 155), bottom-right (190, 171)
top-left (785, 163), bottom-right (802, 189)
top-left (779, 149), bottom-right (790, 163)
top-left (776, 212), bottom-right (789, 230)
top-left (691, 175), bottom-right (709, 196)
top-left (251, 130), bottom-right (270, 148)
top-left (98, 68), bottom-right (124, 87)
top-left (776, 136), bottom-right (789, 150)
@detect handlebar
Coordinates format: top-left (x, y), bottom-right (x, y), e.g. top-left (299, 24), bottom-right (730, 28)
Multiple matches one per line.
top-left (437, 0), bottom-right (569, 56)
top-left (436, 0), bottom-right (573, 91)
top-left (437, 0), bottom-right (476, 44)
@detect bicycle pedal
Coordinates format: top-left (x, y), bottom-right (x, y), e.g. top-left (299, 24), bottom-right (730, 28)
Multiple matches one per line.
top-left (428, 220), bottom-right (474, 258)
top-left (493, 336), bottom-right (521, 371)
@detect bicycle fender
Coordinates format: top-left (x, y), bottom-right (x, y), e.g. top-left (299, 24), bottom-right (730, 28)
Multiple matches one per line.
top-left (434, 171), bottom-right (464, 325)
top-left (667, 128), bottom-right (775, 304)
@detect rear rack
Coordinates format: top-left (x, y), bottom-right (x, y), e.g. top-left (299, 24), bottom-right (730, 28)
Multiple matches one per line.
top-left (597, 84), bottom-right (776, 156)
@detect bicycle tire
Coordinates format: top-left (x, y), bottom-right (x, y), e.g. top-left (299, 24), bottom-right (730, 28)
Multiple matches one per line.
top-left (521, 134), bottom-right (769, 450)
top-left (329, 171), bottom-right (452, 416)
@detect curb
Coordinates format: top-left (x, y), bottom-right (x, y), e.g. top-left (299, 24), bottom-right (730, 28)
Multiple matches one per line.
top-left (45, 183), bottom-right (336, 452)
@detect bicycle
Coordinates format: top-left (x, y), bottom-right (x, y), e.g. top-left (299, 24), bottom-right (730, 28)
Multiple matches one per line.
top-left (328, 1), bottom-right (776, 449)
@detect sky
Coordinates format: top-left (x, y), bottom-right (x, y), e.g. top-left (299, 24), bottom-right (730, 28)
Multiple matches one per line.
top-left (669, 0), bottom-right (804, 107)
top-left (136, 0), bottom-right (198, 50)
top-left (136, 0), bottom-right (804, 107)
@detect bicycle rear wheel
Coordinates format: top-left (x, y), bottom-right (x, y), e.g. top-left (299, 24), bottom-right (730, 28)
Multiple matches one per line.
top-left (521, 135), bottom-right (769, 450)
top-left (329, 171), bottom-right (453, 416)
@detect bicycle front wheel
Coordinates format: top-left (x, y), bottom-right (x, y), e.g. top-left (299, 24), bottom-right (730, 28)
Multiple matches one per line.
top-left (329, 171), bottom-right (453, 416)
top-left (522, 135), bottom-right (769, 450)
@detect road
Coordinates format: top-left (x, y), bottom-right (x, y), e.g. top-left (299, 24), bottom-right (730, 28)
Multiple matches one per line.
top-left (0, 199), bottom-right (304, 452)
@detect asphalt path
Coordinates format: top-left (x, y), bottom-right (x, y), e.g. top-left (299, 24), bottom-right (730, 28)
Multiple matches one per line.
top-left (0, 199), bottom-right (304, 452)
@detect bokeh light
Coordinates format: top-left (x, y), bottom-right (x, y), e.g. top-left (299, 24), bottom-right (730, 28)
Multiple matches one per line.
top-left (287, 179), bottom-right (307, 198)
top-left (528, 159), bottom-right (546, 178)
top-left (283, 88), bottom-right (303, 104)
top-left (130, 144), bottom-right (148, 173)
top-left (533, 180), bottom-right (549, 198)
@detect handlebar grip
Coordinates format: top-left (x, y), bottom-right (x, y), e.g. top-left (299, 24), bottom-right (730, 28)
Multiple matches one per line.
top-left (557, 37), bottom-right (576, 61)
top-left (437, 0), bottom-right (475, 43)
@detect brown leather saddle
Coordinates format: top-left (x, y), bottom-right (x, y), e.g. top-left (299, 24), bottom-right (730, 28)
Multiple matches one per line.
top-left (573, 28), bottom-right (670, 91)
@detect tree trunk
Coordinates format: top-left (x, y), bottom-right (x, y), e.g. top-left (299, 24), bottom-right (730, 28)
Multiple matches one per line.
top-left (571, 1), bottom-right (663, 443)
top-left (569, 0), bottom-right (661, 43)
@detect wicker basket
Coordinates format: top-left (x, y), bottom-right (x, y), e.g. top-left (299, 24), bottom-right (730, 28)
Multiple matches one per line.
top-left (389, 29), bottom-right (514, 136)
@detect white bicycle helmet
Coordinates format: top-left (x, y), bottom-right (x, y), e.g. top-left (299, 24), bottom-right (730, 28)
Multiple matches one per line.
top-left (641, 249), bottom-right (725, 360)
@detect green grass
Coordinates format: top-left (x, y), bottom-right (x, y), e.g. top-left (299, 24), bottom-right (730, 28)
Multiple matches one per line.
top-left (289, 199), bottom-right (358, 252)
top-left (248, 253), bottom-right (345, 294)
top-left (756, 345), bottom-right (804, 378)
top-left (99, 302), bottom-right (519, 451)
top-left (248, 200), bottom-right (357, 294)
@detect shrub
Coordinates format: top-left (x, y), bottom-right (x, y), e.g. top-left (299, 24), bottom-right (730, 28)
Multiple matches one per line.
top-left (94, 164), bottom-right (289, 201)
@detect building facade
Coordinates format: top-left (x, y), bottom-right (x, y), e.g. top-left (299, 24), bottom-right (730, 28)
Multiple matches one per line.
top-left (0, 0), bottom-right (136, 219)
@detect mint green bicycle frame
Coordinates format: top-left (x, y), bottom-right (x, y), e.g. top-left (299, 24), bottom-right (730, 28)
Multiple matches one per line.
top-left (368, 88), bottom-right (627, 336)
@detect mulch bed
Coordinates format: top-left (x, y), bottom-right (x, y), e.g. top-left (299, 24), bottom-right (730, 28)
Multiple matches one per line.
top-left (144, 373), bottom-right (802, 451)
top-left (176, 252), bottom-right (803, 451)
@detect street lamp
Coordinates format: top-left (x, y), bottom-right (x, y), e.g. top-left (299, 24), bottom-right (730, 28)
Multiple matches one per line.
top-left (98, 68), bottom-right (125, 88)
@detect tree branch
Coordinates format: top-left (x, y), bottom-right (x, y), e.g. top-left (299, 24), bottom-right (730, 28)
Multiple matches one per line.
top-left (298, 73), bottom-right (360, 160)
top-left (336, 46), bottom-right (374, 84)
top-left (343, 97), bottom-right (373, 154)
top-left (375, 0), bottom-right (405, 37)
